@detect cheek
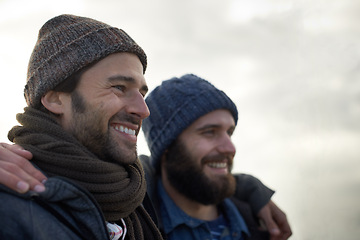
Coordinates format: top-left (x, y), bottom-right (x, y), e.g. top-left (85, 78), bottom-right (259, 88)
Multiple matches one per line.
top-left (60, 113), bottom-right (74, 132)
top-left (106, 96), bottom-right (128, 113)
top-left (187, 141), bottom-right (213, 162)
top-left (91, 96), bottom-right (121, 116)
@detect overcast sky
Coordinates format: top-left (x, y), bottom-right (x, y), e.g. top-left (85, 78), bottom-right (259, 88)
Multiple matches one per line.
top-left (0, 0), bottom-right (359, 239)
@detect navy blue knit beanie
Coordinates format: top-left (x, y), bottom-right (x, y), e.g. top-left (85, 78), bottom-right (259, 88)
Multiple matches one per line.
top-left (142, 74), bottom-right (238, 170)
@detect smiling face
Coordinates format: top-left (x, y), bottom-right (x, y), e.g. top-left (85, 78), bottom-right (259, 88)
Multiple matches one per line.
top-left (60, 52), bottom-right (149, 164)
top-left (163, 109), bottom-right (237, 205)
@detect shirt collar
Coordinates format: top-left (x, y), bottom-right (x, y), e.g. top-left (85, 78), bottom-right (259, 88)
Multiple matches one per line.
top-left (157, 179), bottom-right (250, 237)
top-left (221, 198), bottom-right (250, 236)
top-left (157, 179), bottom-right (205, 234)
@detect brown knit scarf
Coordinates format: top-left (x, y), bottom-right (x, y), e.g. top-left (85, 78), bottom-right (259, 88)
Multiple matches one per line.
top-left (8, 107), bottom-right (163, 240)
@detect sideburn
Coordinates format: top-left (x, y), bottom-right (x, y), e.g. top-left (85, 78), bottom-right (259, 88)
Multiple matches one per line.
top-left (71, 90), bottom-right (86, 113)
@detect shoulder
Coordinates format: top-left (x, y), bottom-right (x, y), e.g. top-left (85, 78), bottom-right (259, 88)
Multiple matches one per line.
top-left (0, 184), bottom-right (36, 212)
top-left (139, 154), bottom-right (158, 193)
top-left (0, 177), bottom-right (108, 239)
top-left (0, 187), bottom-right (41, 238)
top-left (228, 197), bottom-right (270, 240)
top-left (139, 155), bottom-right (153, 174)
top-left (0, 176), bottom-right (89, 217)
top-left (0, 188), bottom-right (32, 211)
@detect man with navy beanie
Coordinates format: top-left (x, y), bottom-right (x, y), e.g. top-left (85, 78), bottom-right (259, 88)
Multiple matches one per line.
top-left (141, 74), bottom-right (292, 240)
top-left (143, 74), bottom-right (238, 171)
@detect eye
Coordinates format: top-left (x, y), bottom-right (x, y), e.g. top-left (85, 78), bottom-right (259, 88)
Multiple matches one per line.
top-left (201, 129), bottom-right (216, 137)
top-left (227, 129), bottom-right (234, 136)
top-left (113, 85), bottom-right (126, 92)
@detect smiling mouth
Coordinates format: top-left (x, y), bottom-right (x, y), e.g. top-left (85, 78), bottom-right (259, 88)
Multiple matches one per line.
top-left (207, 162), bottom-right (228, 169)
top-left (113, 125), bottom-right (136, 136)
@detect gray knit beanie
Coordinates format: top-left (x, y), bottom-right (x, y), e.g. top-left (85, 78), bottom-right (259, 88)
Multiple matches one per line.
top-left (25, 14), bottom-right (147, 108)
top-left (142, 74), bottom-right (238, 170)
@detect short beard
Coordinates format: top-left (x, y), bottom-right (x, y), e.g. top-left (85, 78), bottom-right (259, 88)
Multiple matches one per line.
top-left (164, 139), bottom-right (236, 205)
top-left (68, 91), bottom-right (137, 164)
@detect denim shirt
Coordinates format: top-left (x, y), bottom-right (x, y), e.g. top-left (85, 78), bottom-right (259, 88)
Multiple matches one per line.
top-left (157, 180), bottom-right (250, 240)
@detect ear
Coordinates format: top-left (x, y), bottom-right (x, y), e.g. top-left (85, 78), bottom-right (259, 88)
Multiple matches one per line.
top-left (160, 150), bottom-right (168, 164)
top-left (41, 91), bottom-right (70, 114)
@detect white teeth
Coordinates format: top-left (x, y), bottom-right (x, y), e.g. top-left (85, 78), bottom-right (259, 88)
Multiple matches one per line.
top-left (114, 125), bottom-right (136, 136)
top-left (207, 162), bottom-right (227, 168)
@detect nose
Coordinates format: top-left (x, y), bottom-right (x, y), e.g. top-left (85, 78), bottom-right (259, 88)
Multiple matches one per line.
top-left (217, 134), bottom-right (236, 156)
top-left (127, 90), bottom-right (150, 119)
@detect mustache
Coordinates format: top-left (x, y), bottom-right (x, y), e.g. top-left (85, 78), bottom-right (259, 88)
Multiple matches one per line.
top-left (113, 112), bottom-right (140, 124)
top-left (123, 115), bottom-right (141, 125)
top-left (202, 154), bottom-right (233, 164)
top-left (112, 112), bottom-right (142, 133)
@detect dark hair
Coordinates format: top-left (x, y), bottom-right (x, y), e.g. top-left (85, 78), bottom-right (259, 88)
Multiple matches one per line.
top-left (52, 71), bottom-right (82, 93)
top-left (38, 64), bottom-right (93, 114)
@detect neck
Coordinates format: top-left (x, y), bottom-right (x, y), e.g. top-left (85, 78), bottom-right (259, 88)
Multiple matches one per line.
top-left (161, 173), bottom-right (219, 221)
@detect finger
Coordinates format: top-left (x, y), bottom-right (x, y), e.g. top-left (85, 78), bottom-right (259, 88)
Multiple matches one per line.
top-left (0, 161), bottom-right (45, 193)
top-left (257, 203), bottom-right (281, 239)
top-left (0, 144), bottom-right (47, 192)
top-left (0, 143), bottom-right (45, 181)
top-left (0, 143), bottom-right (33, 160)
top-left (274, 213), bottom-right (292, 239)
top-left (263, 213), bottom-right (281, 240)
top-left (269, 201), bottom-right (292, 239)
top-left (0, 166), bottom-right (29, 193)
top-left (278, 222), bottom-right (292, 240)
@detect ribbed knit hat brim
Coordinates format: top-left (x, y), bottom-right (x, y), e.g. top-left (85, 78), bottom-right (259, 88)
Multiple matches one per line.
top-left (25, 14), bottom-right (147, 108)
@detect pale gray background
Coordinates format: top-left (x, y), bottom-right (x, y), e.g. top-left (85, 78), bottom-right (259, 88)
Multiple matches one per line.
top-left (1, 0), bottom-right (359, 239)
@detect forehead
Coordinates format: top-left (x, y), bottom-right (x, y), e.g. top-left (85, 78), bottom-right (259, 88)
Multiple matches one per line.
top-left (79, 52), bottom-right (146, 86)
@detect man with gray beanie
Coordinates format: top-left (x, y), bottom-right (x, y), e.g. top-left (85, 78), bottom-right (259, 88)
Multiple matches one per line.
top-left (0, 14), bottom-right (164, 240)
top-left (141, 74), bottom-right (291, 240)
top-left (0, 15), bottom-right (290, 240)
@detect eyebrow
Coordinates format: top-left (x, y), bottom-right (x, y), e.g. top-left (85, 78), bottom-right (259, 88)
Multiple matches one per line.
top-left (108, 75), bottom-right (148, 93)
top-left (196, 124), bottom-right (221, 132)
top-left (196, 124), bottom-right (235, 132)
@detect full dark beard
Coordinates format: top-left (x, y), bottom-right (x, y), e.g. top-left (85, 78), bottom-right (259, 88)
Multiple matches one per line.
top-left (164, 139), bottom-right (236, 205)
top-left (69, 91), bottom-right (138, 164)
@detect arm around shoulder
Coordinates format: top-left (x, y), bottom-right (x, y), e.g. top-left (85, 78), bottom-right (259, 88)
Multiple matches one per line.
top-left (233, 173), bottom-right (275, 214)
